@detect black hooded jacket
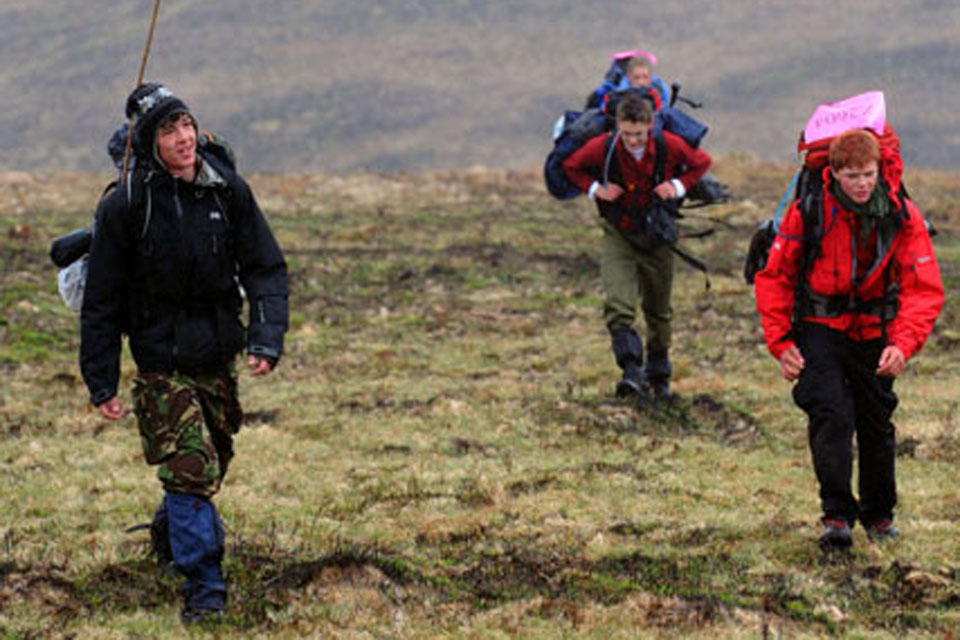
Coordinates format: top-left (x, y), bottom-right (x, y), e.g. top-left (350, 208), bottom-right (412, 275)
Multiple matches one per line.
top-left (80, 149), bottom-right (288, 405)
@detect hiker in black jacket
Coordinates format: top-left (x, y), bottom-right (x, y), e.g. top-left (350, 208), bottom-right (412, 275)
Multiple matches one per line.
top-left (80, 83), bottom-right (288, 622)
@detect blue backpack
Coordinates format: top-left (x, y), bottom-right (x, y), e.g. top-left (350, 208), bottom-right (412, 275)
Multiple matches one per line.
top-left (585, 55), bottom-right (672, 110)
top-left (543, 108), bottom-right (608, 199)
top-left (543, 88), bottom-right (708, 201)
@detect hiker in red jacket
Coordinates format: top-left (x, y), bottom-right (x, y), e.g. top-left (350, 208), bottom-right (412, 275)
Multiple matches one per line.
top-left (563, 92), bottom-right (710, 399)
top-left (755, 129), bottom-right (943, 549)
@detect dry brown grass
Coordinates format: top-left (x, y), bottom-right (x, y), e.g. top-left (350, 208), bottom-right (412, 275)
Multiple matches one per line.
top-left (0, 158), bottom-right (958, 638)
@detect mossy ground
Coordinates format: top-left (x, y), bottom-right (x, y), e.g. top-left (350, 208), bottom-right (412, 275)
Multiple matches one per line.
top-left (1, 160), bottom-right (958, 638)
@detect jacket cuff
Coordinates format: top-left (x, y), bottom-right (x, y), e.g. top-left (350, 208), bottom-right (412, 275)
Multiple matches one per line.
top-left (588, 181), bottom-right (601, 200)
top-left (887, 339), bottom-right (913, 361)
top-left (248, 344), bottom-right (280, 366)
top-left (671, 178), bottom-right (686, 199)
top-left (90, 387), bottom-right (116, 407)
top-left (770, 340), bottom-right (795, 362)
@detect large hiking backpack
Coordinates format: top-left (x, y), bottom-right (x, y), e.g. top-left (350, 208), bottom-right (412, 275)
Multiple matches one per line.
top-left (545, 52), bottom-right (730, 207)
top-left (50, 126), bottom-right (236, 312)
top-left (543, 108), bottom-right (610, 200)
top-left (543, 84), bottom-right (718, 280)
top-left (743, 91), bottom-right (907, 286)
top-left (602, 87), bottom-right (729, 208)
top-left (544, 86), bottom-right (708, 201)
top-left (604, 89), bottom-right (708, 147)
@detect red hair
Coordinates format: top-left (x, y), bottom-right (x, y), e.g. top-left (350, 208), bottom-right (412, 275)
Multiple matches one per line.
top-left (828, 129), bottom-right (880, 171)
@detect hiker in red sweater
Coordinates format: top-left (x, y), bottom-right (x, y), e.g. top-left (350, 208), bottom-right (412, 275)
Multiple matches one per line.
top-left (563, 92), bottom-right (710, 399)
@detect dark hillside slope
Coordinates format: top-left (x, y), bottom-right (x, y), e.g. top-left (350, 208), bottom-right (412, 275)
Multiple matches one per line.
top-left (1, 0), bottom-right (958, 172)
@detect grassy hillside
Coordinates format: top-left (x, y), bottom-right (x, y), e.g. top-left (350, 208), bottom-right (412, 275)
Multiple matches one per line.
top-left (2, 0), bottom-right (959, 172)
top-left (0, 160), bottom-right (958, 638)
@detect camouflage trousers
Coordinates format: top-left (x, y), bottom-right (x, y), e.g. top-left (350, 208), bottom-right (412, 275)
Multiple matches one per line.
top-left (132, 366), bottom-right (243, 498)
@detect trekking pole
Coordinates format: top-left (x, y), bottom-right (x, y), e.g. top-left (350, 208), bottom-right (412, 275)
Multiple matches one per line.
top-left (120, 0), bottom-right (163, 185)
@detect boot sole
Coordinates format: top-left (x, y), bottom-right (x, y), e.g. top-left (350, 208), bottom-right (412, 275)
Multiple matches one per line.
top-left (818, 533), bottom-right (853, 550)
top-left (616, 380), bottom-right (641, 397)
top-left (616, 379), bottom-right (652, 398)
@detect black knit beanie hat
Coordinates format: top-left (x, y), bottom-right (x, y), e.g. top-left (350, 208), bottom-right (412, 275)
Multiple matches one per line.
top-left (125, 83), bottom-right (193, 156)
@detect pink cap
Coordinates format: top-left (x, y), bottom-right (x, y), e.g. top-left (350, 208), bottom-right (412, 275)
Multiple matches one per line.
top-left (611, 50), bottom-right (658, 65)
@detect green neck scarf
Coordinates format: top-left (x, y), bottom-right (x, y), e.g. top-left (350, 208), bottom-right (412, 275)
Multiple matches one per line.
top-left (830, 179), bottom-right (891, 242)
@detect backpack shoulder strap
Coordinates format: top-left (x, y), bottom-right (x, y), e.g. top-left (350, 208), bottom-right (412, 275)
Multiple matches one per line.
top-left (602, 129), bottom-right (667, 190)
top-left (652, 131), bottom-right (667, 186)
top-left (111, 171), bottom-right (153, 241)
top-left (798, 169), bottom-right (825, 268)
top-left (893, 183), bottom-right (910, 223)
top-left (132, 177), bottom-right (152, 239)
top-left (602, 131), bottom-right (620, 186)
top-left (99, 180), bottom-right (119, 203)
top-left (793, 170), bottom-right (829, 322)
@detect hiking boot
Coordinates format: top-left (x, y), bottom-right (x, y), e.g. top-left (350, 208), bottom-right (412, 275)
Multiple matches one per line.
top-left (180, 605), bottom-right (223, 625)
top-left (616, 362), bottom-right (649, 398)
top-left (610, 327), bottom-right (647, 398)
top-left (650, 378), bottom-right (670, 400)
top-left (865, 520), bottom-right (900, 542)
top-left (180, 581), bottom-right (226, 625)
top-left (818, 518), bottom-right (852, 550)
top-left (645, 350), bottom-right (671, 400)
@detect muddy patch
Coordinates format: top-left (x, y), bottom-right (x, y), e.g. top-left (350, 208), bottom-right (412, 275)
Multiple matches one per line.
top-left (570, 393), bottom-right (760, 447)
top-left (7, 539), bottom-right (956, 637)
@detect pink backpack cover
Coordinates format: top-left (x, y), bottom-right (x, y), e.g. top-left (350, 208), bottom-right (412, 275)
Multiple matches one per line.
top-left (803, 91), bottom-right (886, 145)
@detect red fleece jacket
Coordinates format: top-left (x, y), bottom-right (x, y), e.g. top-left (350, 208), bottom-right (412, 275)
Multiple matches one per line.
top-left (562, 129), bottom-right (711, 212)
top-left (754, 174), bottom-right (943, 361)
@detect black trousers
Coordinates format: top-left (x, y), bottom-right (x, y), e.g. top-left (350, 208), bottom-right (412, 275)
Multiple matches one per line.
top-left (792, 323), bottom-right (899, 527)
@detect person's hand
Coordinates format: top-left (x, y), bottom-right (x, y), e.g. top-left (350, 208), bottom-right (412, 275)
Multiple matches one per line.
top-left (248, 354), bottom-right (274, 377)
top-left (653, 181), bottom-right (678, 200)
top-left (97, 396), bottom-right (125, 420)
top-left (594, 183), bottom-right (624, 201)
top-left (876, 345), bottom-right (906, 377)
top-left (779, 344), bottom-right (805, 382)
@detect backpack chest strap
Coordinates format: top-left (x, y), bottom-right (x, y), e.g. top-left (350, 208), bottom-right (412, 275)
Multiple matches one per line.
top-left (801, 283), bottom-right (900, 320)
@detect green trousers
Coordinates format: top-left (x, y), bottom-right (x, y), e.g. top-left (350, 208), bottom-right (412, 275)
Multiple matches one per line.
top-left (600, 221), bottom-right (674, 353)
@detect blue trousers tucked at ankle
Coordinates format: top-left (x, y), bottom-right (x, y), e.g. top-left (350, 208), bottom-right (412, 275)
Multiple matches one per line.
top-left (164, 492), bottom-right (226, 610)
